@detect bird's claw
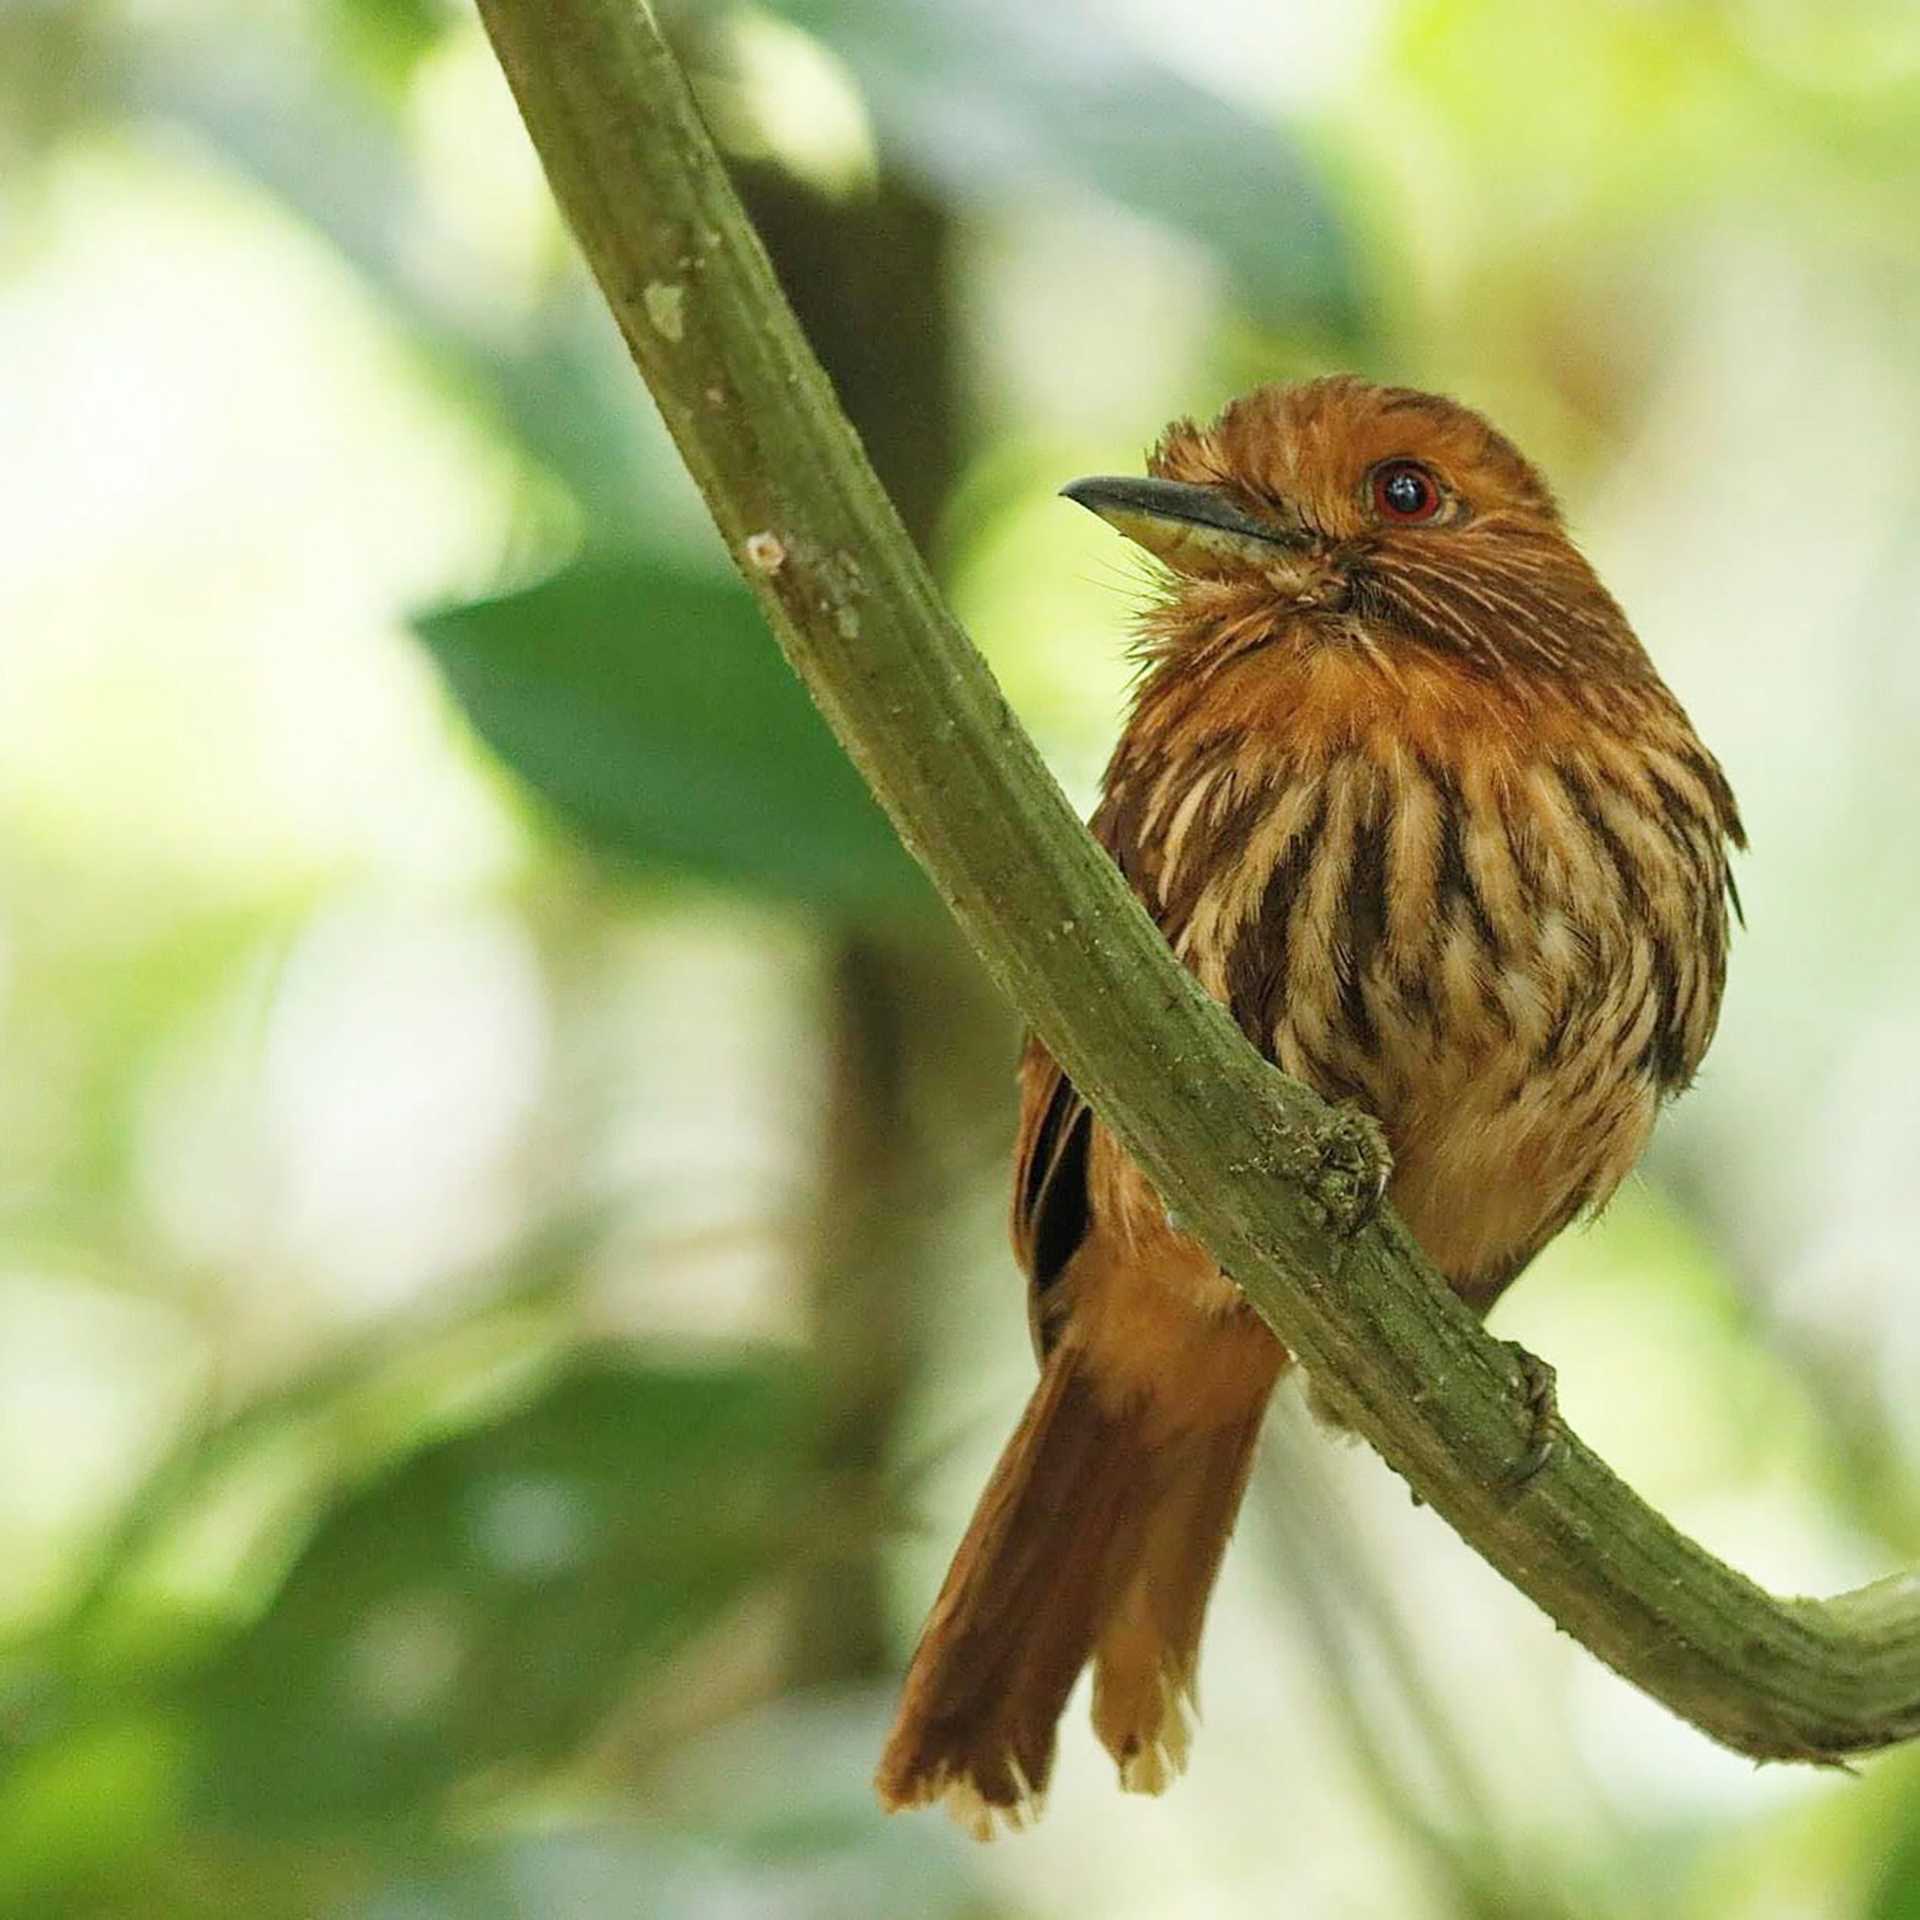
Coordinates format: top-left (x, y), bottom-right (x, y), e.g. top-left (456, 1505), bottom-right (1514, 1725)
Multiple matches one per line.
top-left (1502, 1340), bottom-right (1558, 1488)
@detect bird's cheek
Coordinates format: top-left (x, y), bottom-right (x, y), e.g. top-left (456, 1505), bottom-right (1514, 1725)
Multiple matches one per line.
top-left (1260, 557), bottom-right (1351, 615)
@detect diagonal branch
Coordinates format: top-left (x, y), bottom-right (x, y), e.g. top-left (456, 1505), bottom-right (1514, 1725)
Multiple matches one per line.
top-left (472, 0), bottom-right (1920, 1764)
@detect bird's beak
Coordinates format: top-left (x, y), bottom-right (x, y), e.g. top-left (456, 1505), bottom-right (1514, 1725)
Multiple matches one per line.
top-left (1060, 475), bottom-right (1304, 571)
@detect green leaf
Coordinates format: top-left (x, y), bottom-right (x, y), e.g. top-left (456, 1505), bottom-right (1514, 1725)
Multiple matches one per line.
top-left (183, 1349), bottom-right (814, 1832)
top-left (770, 0), bottom-right (1364, 340)
top-left (418, 562), bottom-right (935, 919)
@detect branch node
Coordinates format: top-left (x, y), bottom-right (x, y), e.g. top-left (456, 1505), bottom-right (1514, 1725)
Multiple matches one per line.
top-left (744, 530), bottom-right (787, 574)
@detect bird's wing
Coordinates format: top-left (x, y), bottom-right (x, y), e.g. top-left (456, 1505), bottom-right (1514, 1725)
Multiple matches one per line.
top-left (1010, 1035), bottom-right (1092, 1356)
top-left (1008, 779), bottom-right (1161, 1356)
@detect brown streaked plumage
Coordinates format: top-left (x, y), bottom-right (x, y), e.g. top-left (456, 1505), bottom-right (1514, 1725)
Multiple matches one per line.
top-left (875, 376), bottom-right (1745, 1834)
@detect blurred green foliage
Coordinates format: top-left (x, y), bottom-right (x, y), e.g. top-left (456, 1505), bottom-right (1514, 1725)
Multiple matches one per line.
top-left (770, 0), bottom-right (1365, 341)
top-left (419, 565), bottom-right (932, 920)
top-left (188, 1351), bottom-right (814, 1831)
top-left (5, 0), bottom-right (1920, 1915)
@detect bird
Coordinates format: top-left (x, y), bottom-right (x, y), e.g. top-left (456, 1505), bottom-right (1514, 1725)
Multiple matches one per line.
top-left (873, 375), bottom-right (1744, 1837)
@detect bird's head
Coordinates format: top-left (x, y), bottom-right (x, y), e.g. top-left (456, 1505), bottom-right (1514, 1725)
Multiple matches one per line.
top-left (1065, 376), bottom-right (1648, 683)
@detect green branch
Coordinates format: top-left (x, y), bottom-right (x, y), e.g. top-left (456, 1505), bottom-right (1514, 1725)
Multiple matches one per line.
top-left (473, 0), bottom-right (1920, 1764)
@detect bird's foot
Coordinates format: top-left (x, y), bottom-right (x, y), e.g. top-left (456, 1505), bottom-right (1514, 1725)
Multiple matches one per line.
top-left (1502, 1341), bottom-right (1558, 1488)
top-left (1308, 1104), bottom-right (1392, 1238)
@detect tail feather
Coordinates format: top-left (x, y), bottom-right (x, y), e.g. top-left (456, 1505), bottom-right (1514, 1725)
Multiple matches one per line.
top-left (875, 1349), bottom-right (1153, 1833)
top-left (876, 1346), bottom-right (1271, 1834)
top-left (1091, 1408), bottom-right (1266, 1793)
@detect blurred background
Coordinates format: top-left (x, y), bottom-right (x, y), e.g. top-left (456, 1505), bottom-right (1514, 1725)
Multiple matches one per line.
top-left (4, 0), bottom-right (1920, 1913)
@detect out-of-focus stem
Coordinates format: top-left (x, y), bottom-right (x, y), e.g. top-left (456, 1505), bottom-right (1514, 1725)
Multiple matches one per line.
top-left (790, 937), bottom-right (918, 1685)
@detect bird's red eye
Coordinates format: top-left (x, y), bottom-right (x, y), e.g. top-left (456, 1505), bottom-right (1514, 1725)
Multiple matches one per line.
top-left (1373, 461), bottom-right (1442, 524)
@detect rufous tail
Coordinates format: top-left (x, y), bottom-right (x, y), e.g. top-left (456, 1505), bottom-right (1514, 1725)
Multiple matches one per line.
top-left (874, 1345), bottom-right (1270, 1836)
